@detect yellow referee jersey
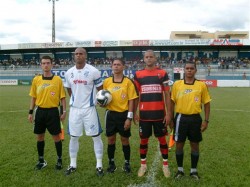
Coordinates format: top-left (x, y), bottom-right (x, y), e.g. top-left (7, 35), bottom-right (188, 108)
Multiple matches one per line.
top-left (29, 75), bottom-right (66, 108)
top-left (171, 79), bottom-right (211, 115)
top-left (103, 76), bottom-right (138, 112)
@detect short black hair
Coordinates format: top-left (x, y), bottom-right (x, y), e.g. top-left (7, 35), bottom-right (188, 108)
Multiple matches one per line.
top-left (184, 61), bottom-right (196, 69)
top-left (41, 56), bottom-right (53, 63)
top-left (112, 58), bottom-right (125, 65)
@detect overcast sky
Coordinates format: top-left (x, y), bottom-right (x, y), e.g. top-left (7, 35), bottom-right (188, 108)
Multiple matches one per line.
top-left (0, 0), bottom-right (249, 44)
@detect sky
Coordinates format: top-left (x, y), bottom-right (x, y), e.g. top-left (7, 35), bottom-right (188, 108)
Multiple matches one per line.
top-left (0, 0), bottom-right (249, 44)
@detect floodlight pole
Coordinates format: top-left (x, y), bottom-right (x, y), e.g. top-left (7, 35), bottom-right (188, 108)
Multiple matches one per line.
top-left (49, 0), bottom-right (58, 43)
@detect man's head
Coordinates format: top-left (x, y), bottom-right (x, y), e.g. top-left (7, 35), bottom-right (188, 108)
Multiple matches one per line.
top-left (184, 61), bottom-right (197, 79)
top-left (41, 56), bottom-right (53, 72)
top-left (111, 58), bottom-right (125, 74)
top-left (143, 50), bottom-right (157, 68)
top-left (74, 47), bottom-right (87, 64)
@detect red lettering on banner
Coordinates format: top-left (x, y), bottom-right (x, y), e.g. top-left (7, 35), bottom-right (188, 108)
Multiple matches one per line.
top-left (132, 40), bottom-right (149, 46)
top-left (200, 80), bottom-right (217, 87)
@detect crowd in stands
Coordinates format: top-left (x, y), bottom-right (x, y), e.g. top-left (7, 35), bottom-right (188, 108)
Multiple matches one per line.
top-left (0, 56), bottom-right (249, 71)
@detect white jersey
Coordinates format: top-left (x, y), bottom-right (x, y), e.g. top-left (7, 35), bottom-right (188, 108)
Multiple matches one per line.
top-left (64, 64), bottom-right (103, 108)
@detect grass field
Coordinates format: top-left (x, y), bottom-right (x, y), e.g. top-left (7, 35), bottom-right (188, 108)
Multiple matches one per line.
top-left (0, 86), bottom-right (250, 187)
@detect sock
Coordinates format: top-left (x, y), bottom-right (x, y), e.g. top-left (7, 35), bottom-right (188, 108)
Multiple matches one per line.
top-left (191, 151), bottom-right (199, 170)
top-left (140, 138), bottom-right (149, 161)
top-left (107, 144), bottom-right (115, 164)
top-left (191, 168), bottom-right (197, 173)
top-left (69, 136), bottom-right (79, 168)
top-left (55, 141), bottom-right (62, 159)
top-left (92, 135), bottom-right (103, 168)
top-left (176, 150), bottom-right (184, 168)
top-left (178, 167), bottom-right (184, 172)
top-left (37, 141), bottom-right (45, 162)
top-left (122, 144), bottom-right (130, 163)
top-left (158, 136), bottom-right (169, 163)
top-left (163, 159), bottom-right (168, 166)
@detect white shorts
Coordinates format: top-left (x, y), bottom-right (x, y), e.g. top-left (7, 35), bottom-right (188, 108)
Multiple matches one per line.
top-left (68, 106), bottom-right (103, 136)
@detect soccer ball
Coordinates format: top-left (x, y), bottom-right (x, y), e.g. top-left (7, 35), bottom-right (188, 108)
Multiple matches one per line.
top-left (96, 90), bottom-right (112, 106)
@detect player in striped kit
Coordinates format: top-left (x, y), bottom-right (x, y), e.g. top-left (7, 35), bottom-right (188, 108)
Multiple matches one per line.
top-left (134, 50), bottom-right (172, 178)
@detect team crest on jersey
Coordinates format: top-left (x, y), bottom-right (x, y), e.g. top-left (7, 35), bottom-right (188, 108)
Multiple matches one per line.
top-left (194, 96), bottom-right (199, 102)
top-left (51, 91), bottom-right (55, 96)
top-left (121, 93), bottom-right (126, 99)
top-left (157, 73), bottom-right (162, 79)
top-left (84, 71), bottom-right (89, 77)
top-left (71, 73), bottom-right (74, 78)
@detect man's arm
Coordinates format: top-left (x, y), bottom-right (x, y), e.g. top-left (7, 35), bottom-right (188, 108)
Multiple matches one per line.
top-left (60, 97), bottom-right (66, 121)
top-left (164, 90), bottom-right (172, 126)
top-left (67, 88), bottom-right (72, 97)
top-left (28, 97), bottom-right (36, 123)
top-left (201, 102), bottom-right (210, 132)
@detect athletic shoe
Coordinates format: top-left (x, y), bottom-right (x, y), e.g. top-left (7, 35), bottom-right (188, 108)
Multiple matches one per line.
top-left (174, 170), bottom-right (184, 179)
top-left (122, 163), bottom-right (131, 173)
top-left (65, 166), bottom-right (76, 175)
top-left (137, 165), bottom-right (147, 177)
top-left (162, 165), bottom-right (170, 178)
top-left (107, 164), bottom-right (117, 173)
top-left (35, 160), bottom-right (47, 170)
top-left (96, 167), bottom-right (104, 177)
top-left (55, 159), bottom-right (63, 170)
top-left (190, 172), bottom-right (200, 180)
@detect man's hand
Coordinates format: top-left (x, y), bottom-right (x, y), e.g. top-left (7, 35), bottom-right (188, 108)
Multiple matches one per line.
top-left (28, 114), bottom-right (33, 123)
top-left (201, 121), bottom-right (208, 132)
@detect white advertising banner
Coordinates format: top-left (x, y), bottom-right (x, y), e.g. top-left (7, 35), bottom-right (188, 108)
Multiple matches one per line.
top-left (0, 79), bottom-right (18, 85)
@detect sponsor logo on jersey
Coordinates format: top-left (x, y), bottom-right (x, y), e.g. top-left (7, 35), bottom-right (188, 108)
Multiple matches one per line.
top-left (141, 84), bottom-right (162, 93)
top-left (184, 89), bottom-right (192, 94)
top-left (73, 80), bottom-right (87, 85)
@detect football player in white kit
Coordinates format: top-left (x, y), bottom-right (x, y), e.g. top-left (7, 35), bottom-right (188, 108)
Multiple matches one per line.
top-left (64, 47), bottom-right (104, 176)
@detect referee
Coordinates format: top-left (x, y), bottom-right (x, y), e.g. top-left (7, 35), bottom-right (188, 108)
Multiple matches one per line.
top-left (28, 56), bottom-right (66, 170)
top-left (102, 58), bottom-right (138, 174)
top-left (171, 61), bottom-right (211, 180)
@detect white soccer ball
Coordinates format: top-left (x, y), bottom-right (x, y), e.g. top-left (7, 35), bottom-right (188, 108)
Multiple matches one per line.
top-left (96, 90), bottom-right (112, 106)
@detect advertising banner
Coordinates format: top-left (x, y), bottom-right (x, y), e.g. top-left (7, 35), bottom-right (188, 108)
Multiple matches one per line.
top-left (0, 79), bottom-right (18, 85)
top-left (200, 80), bottom-right (217, 87)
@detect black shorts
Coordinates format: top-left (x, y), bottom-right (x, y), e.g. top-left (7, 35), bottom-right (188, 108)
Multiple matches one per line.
top-left (174, 113), bottom-right (202, 143)
top-left (34, 107), bottom-right (61, 135)
top-left (139, 120), bottom-right (167, 138)
top-left (105, 110), bottom-right (131, 138)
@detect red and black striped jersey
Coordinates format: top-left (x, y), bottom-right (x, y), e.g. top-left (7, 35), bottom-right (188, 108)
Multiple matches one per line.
top-left (134, 67), bottom-right (170, 121)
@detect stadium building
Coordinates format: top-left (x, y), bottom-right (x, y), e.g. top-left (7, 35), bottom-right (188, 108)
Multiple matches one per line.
top-left (0, 31), bottom-right (249, 86)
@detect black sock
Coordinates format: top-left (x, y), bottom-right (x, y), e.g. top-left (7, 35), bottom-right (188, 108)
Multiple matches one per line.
top-left (191, 151), bottom-right (199, 169)
top-left (37, 141), bottom-right (45, 162)
top-left (108, 144), bottom-right (115, 164)
top-left (176, 150), bottom-right (184, 168)
top-left (55, 141), bottom-right (62, 159)
top-left (122, 144), bottom-right (130, 163)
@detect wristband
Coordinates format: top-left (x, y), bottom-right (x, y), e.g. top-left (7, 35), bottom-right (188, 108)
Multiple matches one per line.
top-left (204, 120), bottom-right (209, 123)
top-left (127, 112), bottom-right (133, 119)
top-left (63, 111), bottom-right (66, 113)
top-left (29, 109), bottom-right (33, 114)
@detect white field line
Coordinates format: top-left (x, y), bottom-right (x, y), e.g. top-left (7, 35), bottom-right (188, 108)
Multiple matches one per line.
top-left (212, 109), bottom-right (250, 113)
top-left (128, 147), bottom-right (161, 187)
top-left (0, 110), bottom-right (26, 113)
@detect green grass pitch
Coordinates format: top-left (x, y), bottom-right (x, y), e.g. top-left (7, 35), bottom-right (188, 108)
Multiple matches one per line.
top-left (0, 86), bottom-right (249, 187)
